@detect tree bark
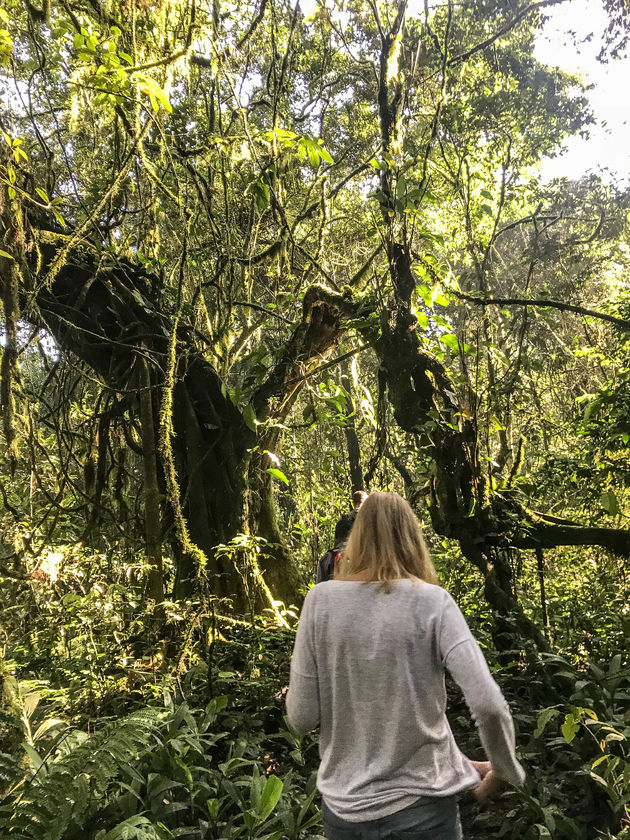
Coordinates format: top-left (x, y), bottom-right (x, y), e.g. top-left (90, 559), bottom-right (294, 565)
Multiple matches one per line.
top-left (535, 547), bottom-right (550, 642)
top-left (340, 365), bottom-right (364, 492)
top-left (138, 356), bottom-right (164, 603)
top-left (27, 244), bottom-right (252, 599)
top-left (367, 16), bottom-right (552, 650)
top-left (8, 229), bottom-right (358, 607)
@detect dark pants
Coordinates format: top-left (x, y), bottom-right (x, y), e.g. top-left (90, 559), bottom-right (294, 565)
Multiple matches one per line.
top-left (322, 795), bottom-right (463, 840)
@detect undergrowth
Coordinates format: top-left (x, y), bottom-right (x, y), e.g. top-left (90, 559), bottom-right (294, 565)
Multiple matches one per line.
top-left (1, 580), bottom-right (629, 839)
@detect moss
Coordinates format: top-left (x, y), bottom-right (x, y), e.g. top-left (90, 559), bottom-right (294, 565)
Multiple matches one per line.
top-left (0, 657), bottom-right (23, 756)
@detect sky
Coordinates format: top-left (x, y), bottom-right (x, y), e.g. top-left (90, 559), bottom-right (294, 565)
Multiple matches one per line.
top-left (533, 0), bottom-right (630, 183)
top-left (299, 0), bottom-right (630, 183)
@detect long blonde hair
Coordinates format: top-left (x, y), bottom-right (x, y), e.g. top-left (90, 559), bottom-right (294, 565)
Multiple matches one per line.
top-left (339, 492), bottom-right (438, 589)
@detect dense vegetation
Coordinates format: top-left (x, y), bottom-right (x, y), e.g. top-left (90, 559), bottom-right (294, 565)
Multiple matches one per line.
top-left (1, 0), bottom-right (630, 836)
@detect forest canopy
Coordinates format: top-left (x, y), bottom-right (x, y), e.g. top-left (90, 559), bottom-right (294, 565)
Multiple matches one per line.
top-left (1, 0), bottom-right (630, 837)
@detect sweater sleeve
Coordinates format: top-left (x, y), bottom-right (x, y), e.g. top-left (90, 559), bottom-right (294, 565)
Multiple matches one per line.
top-left (286, 590), bottom-right (320, 734)
top-left (439, 591), bottom-right (525, 787)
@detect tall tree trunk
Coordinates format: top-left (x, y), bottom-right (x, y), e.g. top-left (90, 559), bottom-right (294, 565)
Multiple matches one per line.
top-left (536, 547), bottom-right (550, 641)
top-left (340, 365), bottom-right (365, 492)
top-left (20, 239), bottom-right (256, 602)
top-left (138, 356), bottom-right (164, 603)
top-left (0, 251), bottom-right (19, 475)
top-left (369, 8), bottom-right (550, 650)
top-left (246, 444), bottom-right (303, 608)
top-left (11, 229), bottom-right (355, 608)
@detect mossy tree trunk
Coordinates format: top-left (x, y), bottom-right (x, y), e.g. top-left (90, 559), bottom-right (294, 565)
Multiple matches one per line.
top-left (11, 230), bottom-right (355, 607)
top-left (358, 3), bottom-right (630, 651)
top-left (138, 356), bottom-right (164, 603)
top-left (340, 364), bottom-right (365, 492)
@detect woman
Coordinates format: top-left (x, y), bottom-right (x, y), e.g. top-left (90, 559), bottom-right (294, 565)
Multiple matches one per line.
top-left (286, 492), bottom-right (524, 840)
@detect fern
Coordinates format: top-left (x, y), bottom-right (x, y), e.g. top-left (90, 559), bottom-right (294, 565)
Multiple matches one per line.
top-left (96, 815), bottom-right (169, 840)
top-left (0, 707), bottom-right (168, 840)
top-left (0, 751), bottom-right (24, 795)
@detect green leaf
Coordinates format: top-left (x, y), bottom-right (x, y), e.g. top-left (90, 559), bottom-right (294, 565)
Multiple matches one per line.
top-left (371, 188), bottom-right (390, 207)
top-left (534, 707), bottom-right (559, 738)
top-left (266, 467), bottom-right (289, 486)
top-left (131, 289), bottom-right (146, 307)
top-left (441, 333), bottom-right (460, 354)
top-left (252, 179), bottom-right (270, 212)
top-left (257, 774), bottom-right (283, 820)
top-left (243, 810), bottom-right (258, 830)
top-left (138, 75), bottom-right (172, 113)
top-left (170, 751), bottom-right (194, 790)
top-left (206, 694), bottom-right (228, 715)
top-left (306, 141), bottom-right (320, 168)
top-left (600, 490), bottom-right (620, 516)
top-left (22, 742), bottom-right (43, 770)
top-left (274, 128), bottom-right (298, 142)
top-left (153, 85), bottom-right (172, 113)
top-left (101, 816), bottom-right (158, 840)
top-left (480, 203), bottom-right (493, 215)
top-left (416, 283), bottom-right (431, 306)
top-left (319, 146), bottom-right (333, 164)
top-left (417, 311), bottom-right (429, 330)
top-left (33, 718), bottom-right (65, 741)
top-left (0, 249), bottom-right (14, 259)
top-left (561, 714), bottom-right (579, 744)
top-left (35, 187), bottom-right (49, 203)
top-left (243, 404), bottom-right (257, 433)
top-left (22, 692), bottom-right (41, 719)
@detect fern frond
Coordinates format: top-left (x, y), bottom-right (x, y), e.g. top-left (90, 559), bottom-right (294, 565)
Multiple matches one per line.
top-left (99, 814), bottom-right (169, 839)
top-left (0, 751), bottom-right (24, 795)
top-left (0, 707), bottom-right (168, 840)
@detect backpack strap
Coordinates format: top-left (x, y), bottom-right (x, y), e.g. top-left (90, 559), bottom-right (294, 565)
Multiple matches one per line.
top-left (333, 550), bottom-right (341, 573)
top-left (316, 543), bottom-right (345, 583)
top-left (316, 548), bottom-right (335, 583)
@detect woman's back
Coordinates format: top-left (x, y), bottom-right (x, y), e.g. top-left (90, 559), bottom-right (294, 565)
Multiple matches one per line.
top-left (288, 580), bottom-right (486, 820)
top-left (287, 493), bottom-right (524, 836)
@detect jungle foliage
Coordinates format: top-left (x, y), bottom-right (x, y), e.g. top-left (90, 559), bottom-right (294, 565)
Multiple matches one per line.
top-left (1, 0), bottom-right (630, 836)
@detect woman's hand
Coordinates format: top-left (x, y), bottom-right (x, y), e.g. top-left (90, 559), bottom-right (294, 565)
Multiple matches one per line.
top-left (470, 760), bottom-right (504, 803)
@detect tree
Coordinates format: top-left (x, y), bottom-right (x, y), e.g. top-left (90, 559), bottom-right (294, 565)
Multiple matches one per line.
top-left (3, 0), bottom-right (630, 641)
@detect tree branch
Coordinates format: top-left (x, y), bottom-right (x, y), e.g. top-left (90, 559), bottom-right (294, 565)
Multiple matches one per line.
top-left (447, 0), bottom-right (567, 67)
top-left (457, 292), bottom-right (630, 332)
top-left (237, 0), bottom-right (269, 50)
top-left (511, 519), bottom-right (630, 556)
top-left (252, 285), bottom-right (369, 415)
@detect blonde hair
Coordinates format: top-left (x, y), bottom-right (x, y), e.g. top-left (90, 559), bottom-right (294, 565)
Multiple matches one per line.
top-left (340, 492), bottom-right (438, 589)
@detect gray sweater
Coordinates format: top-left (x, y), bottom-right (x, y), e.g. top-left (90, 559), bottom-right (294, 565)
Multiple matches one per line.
top-left (286, 579), bottom-right (525, 821)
